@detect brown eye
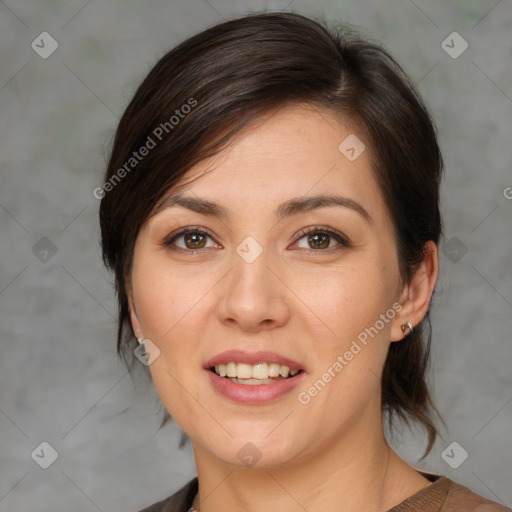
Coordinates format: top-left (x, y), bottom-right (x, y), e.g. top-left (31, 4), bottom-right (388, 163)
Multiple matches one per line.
top-left (162, 227), bottom-right (217, 253)
top-left (183, 232), bottom-right (207, 249)
top-left (294, 226), bottom-right (350, 253)
top-left (306, 232), bottom-right (331, 250)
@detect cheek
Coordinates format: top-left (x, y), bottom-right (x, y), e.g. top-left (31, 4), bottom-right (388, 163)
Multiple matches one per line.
top-left (286, 255), bottom-right (394, 339)
top-left (129, 249), bottom-right (219, 416)
top-left (288, 254), bottom-right (398, 405)
top-left (131, 252), bottom-right (218, 340)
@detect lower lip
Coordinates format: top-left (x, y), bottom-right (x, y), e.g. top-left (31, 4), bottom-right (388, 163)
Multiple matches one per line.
top-left (206, 369), bottom-right (306, 404)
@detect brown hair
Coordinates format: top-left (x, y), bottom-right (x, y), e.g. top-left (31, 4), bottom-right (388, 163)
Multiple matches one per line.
top-left (99, 12), bottom-right (444, 455)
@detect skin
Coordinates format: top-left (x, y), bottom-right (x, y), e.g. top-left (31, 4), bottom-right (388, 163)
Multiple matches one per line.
top-left (127, 104), bottom-right (439, 512)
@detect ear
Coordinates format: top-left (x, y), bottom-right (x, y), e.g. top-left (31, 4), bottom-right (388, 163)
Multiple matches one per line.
top-left (390, 240), bottom-right (439, 342)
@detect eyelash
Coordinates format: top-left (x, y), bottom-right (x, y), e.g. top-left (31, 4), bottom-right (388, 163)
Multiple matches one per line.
top-left (293, 226), bottom-right (351, 254)
top-left (161, 226), bottom-right (217, 255)
top-left (161, 225), bottom-right (351, 256)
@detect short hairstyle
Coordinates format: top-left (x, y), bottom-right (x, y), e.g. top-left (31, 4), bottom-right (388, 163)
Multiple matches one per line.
top-left (99, 12), bottom-right (444, 455)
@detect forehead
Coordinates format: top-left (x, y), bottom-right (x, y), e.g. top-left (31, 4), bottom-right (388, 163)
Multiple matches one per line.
top-left (150, 104), bottom-right (388, 227)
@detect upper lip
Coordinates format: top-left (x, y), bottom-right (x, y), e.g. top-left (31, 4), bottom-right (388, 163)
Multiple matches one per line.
top-left (205, 350), bottom-right (304, 371)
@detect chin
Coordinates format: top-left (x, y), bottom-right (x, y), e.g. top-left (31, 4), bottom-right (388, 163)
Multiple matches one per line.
top-left (203, 431), bottom-right (303, 470)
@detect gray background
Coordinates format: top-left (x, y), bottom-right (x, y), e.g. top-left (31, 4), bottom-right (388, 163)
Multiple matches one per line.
top-left (0, 0), bottom-right (511, 511)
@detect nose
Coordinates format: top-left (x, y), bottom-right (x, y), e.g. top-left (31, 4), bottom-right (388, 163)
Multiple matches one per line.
top-left (216, 243), bottom-right (291, 333)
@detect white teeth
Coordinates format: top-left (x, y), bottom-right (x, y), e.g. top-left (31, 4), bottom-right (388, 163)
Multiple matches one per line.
top-left (226, 377), bottom-right (283, 385)
top-left (252, 363), bottom-right (268, 379)
top-left (226, 362), bottom-right (237, 377)
top-left (237, 363), bottom-right (252, 379)
top-left (212, 362), bottom-right (301, 380)
top-left (268, 363), bottom-right (281, 377)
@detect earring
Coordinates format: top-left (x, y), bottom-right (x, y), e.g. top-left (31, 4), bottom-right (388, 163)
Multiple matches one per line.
top-left (135, 328), bottom-right (144, 345)
top-left (401, 322), bottom-right (413, 335)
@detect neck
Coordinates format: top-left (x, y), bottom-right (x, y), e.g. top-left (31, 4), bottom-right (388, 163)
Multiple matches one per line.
top-left (190, 408), bottom-right (429, 512)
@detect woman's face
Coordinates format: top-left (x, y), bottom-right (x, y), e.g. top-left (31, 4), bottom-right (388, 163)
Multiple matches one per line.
top-left (128, 104), bottom-right (410, 468)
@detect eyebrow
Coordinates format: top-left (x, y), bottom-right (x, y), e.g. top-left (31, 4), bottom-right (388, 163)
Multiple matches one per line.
top-left (156, 193), bottom-right (372, 224)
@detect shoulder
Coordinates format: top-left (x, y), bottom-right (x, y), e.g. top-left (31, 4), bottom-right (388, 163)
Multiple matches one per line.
top-left (443, 478), bottom-right (511, 512)
top-left (390, 473), bottom-right (510, 512)
top-left (138, 477), bottom-right (198, 512)
top-left (138, 474), bottom-right (511, 512)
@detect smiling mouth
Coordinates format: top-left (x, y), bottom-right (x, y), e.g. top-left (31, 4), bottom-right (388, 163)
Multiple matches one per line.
top-left (209, 362), bottom-right (303, 385)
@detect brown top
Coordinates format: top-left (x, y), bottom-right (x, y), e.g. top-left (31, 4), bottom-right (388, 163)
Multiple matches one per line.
top-left (139, 473), bottom-right (511, 512)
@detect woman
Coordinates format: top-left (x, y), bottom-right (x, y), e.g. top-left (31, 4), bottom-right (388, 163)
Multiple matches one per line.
top-left (99, 12), bottom-right (509, 512)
